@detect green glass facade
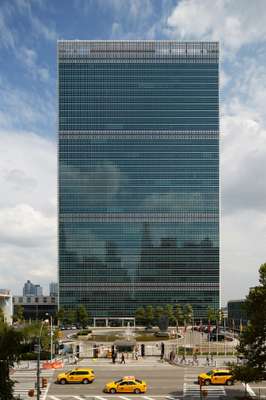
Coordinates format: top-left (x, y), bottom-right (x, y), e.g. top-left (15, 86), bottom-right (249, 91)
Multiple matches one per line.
top-left (58, 41), bottom-right (219, 318)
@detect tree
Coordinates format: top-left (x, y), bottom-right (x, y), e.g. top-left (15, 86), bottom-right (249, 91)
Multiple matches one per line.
top-left (164, 304), bottom-right (175, 326)
top-left (207, 306), bottom-right (219, 323)
top-left (174, 304), bottom-right (183, 328)
top-left (0, 321), bottom-right (24, 399)
top-left (145, 305), bottom-right (154, 327)
top-left (183, 304), bottom-right (193, 324)
top-left (76, 305), bottom-right (89, 328)
top-left (135, 307), bottom-right (145, 325)
top-left (65, 310), bottom-right (76, 325)
top-left (230, 364), bottom-right (260, 396)
top-left (13, 305), bottom-right (24, 323)
top-left (56, 307), bottom-right (65, 325)
top-left (235, 263), bottom-right (266, 381)
top-left (0, 307), bottom-right (4, 323)
top-left (154, 306), bottom-right (164, 325)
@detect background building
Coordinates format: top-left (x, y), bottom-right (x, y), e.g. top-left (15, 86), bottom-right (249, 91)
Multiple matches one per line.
top-left (23, 280), bottom-right (43, 297)
top-left (58, 40), bottom-right (219, 318)
top-left (227, 299), bottom-right (248, 329)
top-left (49, 282), bottom-right (58, 298)
top-left (0, 289), bottom-right (12, 324)
top-left (13, 295), bottom-right (57, 321)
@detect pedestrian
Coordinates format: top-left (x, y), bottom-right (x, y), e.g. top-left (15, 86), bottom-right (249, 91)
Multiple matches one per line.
top-left (112, 353), bottom-right (116, 364)
top-left (74, 355), bottom-right (78, 365)
top-left (193, 353), bottom-right (198, 366)
top-left (210, 354), bottom-right (214, 364)
top-left (206, 355), bottom-right (210, 366)
top-left (181, 354), bottom-right (186, 364)
top-left (135, 349), bottom-right (139, 360)
top-left (121, 353), bottom-right (125, 364)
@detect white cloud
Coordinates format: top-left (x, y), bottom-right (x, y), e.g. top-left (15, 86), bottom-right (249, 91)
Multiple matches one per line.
top-left (0, 5), bottom-right (15, 49)
top-left (221, 209), bottom-right (266, 303)
top-left (0, 130), bottom-right (56, 294)
top-left (166, 0), bottom-right (266, 54)
top-left (17, 46), bottom-right (50, 82)
top-left (0, 78), bottom-right (55, 133)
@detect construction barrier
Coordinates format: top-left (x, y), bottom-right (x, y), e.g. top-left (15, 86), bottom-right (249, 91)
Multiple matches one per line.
top-left (42, 360), bottom-right (64, 369)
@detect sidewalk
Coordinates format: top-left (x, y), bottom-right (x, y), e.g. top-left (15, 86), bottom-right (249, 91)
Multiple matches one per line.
top-left (169, 355), bottom-right (236, 368)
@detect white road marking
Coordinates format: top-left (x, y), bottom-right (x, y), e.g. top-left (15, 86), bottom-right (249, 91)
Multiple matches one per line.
top-left (142, 396), bottom-right (155, 400)
top-left (94, 396), bottom-right (109, 400)
top-left (49, 396), bottom-right (61, 400)
top-left (245, 383), bottom-right (256, 397)
top-left (119, 396), bottom-right (134, 400)
top-left (73, 396), bottom-right (85, 400)
top-left (165, 396), bottom-right (180, 400)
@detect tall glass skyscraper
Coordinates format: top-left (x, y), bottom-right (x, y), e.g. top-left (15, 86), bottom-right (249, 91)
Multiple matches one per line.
top-left (58, 41), bottom-right (219, 318)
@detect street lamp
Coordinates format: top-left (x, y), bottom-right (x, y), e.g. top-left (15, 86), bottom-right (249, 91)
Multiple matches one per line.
top-left (45, 313), bottom-right (53, 362)
top-left (36, 318), bottom-right (49, 400)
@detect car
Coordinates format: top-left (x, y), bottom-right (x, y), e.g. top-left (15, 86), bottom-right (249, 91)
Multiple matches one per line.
top-left (198, 369), bottom-right (234, 386)
top-left (103, 376), bottom-right (147, 394)
top-left (56, 368), bottom-right (95, 384)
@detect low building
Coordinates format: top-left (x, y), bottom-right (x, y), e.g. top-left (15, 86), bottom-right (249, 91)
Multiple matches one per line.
top-left (0, 289), bottom-right (12, 324)
top-left (227, 299), bottom-right (248, 329)
top-left (13, 295), bottom-right (57, 321)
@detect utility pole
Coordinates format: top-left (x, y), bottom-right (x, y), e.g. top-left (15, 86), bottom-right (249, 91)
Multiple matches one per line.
top-left (36, 319), bottom-right (49, 400)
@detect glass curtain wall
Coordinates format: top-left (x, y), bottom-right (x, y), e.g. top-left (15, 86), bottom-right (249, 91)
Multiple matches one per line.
top-left (58, 41), bottom-right (219, 318)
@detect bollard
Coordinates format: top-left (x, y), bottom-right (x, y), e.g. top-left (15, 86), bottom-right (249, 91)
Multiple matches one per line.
top-left (42, 377), bottom-right (48, 388)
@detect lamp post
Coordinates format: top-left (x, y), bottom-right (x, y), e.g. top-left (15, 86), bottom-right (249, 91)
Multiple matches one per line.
top-left (45, 313), bottom-right (53, 362)
top-left (36, 319), bottom-right (48, 400)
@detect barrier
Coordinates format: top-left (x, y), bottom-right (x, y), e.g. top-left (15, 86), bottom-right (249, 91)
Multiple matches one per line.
top-left (42, 360), bottom-right (64, 369)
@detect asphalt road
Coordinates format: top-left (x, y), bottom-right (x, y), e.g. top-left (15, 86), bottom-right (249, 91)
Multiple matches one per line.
top-left (46, 361), bottom-right (245, 399)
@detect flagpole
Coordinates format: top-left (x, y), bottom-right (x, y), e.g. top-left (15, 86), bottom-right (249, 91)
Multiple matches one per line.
top-left (232, 319), bottom-right (235, 356)
top-left (224, 316), bottom-right (226, 357)
top-left (216, 318), bottom-right (219, 356)
top-left (200, 319), bottom-right (202, 356)
top-left (208, 319), bottom-right (210, 356)
top-left (184, 320), bottom-right (186, 359)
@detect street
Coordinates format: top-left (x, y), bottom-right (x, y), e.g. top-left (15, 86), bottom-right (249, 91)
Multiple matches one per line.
top-left (13, 357), bottom-right (250, 399)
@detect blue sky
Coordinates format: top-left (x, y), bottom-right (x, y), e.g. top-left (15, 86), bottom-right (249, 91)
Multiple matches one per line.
top-left (0, 0), bottom-right (266, 304)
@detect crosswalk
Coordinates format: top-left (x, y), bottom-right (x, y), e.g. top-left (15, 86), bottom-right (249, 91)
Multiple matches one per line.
top-left (183, 369), bottom-right (226, 399)
top-left (46, 396), bottom-right (182, 400)
top-left (13, 369), bottom-right (54, 399)
top-left (183, 383), bottom-right (226, 399)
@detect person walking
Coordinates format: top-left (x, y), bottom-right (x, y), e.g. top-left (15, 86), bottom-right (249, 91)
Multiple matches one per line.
top-left (206, 355), bottom-right (210, 366)
top-left (121, 353), bottom-right (125, 364)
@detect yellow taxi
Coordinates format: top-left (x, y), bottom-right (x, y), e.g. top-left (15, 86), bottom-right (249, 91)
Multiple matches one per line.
top-left (56, 368), bottom-right (95, 384)
top-left (198, 369), bottom-right (234, 386)
top-left (103, 376), bottom-right (147, 394)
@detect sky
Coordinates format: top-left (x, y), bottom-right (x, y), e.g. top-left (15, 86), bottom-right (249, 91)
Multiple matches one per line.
top-left (0, 0), bottom-right (266, 304)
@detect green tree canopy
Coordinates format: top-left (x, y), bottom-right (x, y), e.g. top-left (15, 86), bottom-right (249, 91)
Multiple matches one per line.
top-left (56, 307), bottom-right (65, 324)
top-left (13, 304), bottom-right (24, 323)
top-left (174, 304), bottom-right (183, 327)
top-left (207, 306), bottom-right (219, 322)
top-left (183, 304), bottom-right (193, 324)
top-left (135, 307), bottom-right (145, 325)
top-left (76, 305), bottom-right (89, 328)
top-left (0, 321), bottom-right (24, 399)
top-left (154, 306), bottom-right (164, 325)
top-left (145, 305), bottom-right (154, 327)
top-left (164, 304), bottom-right (175, 326)
top-left (235, 263), bottom-right (266, 380)
top-left (0, 306), bottom-right (4, 323)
